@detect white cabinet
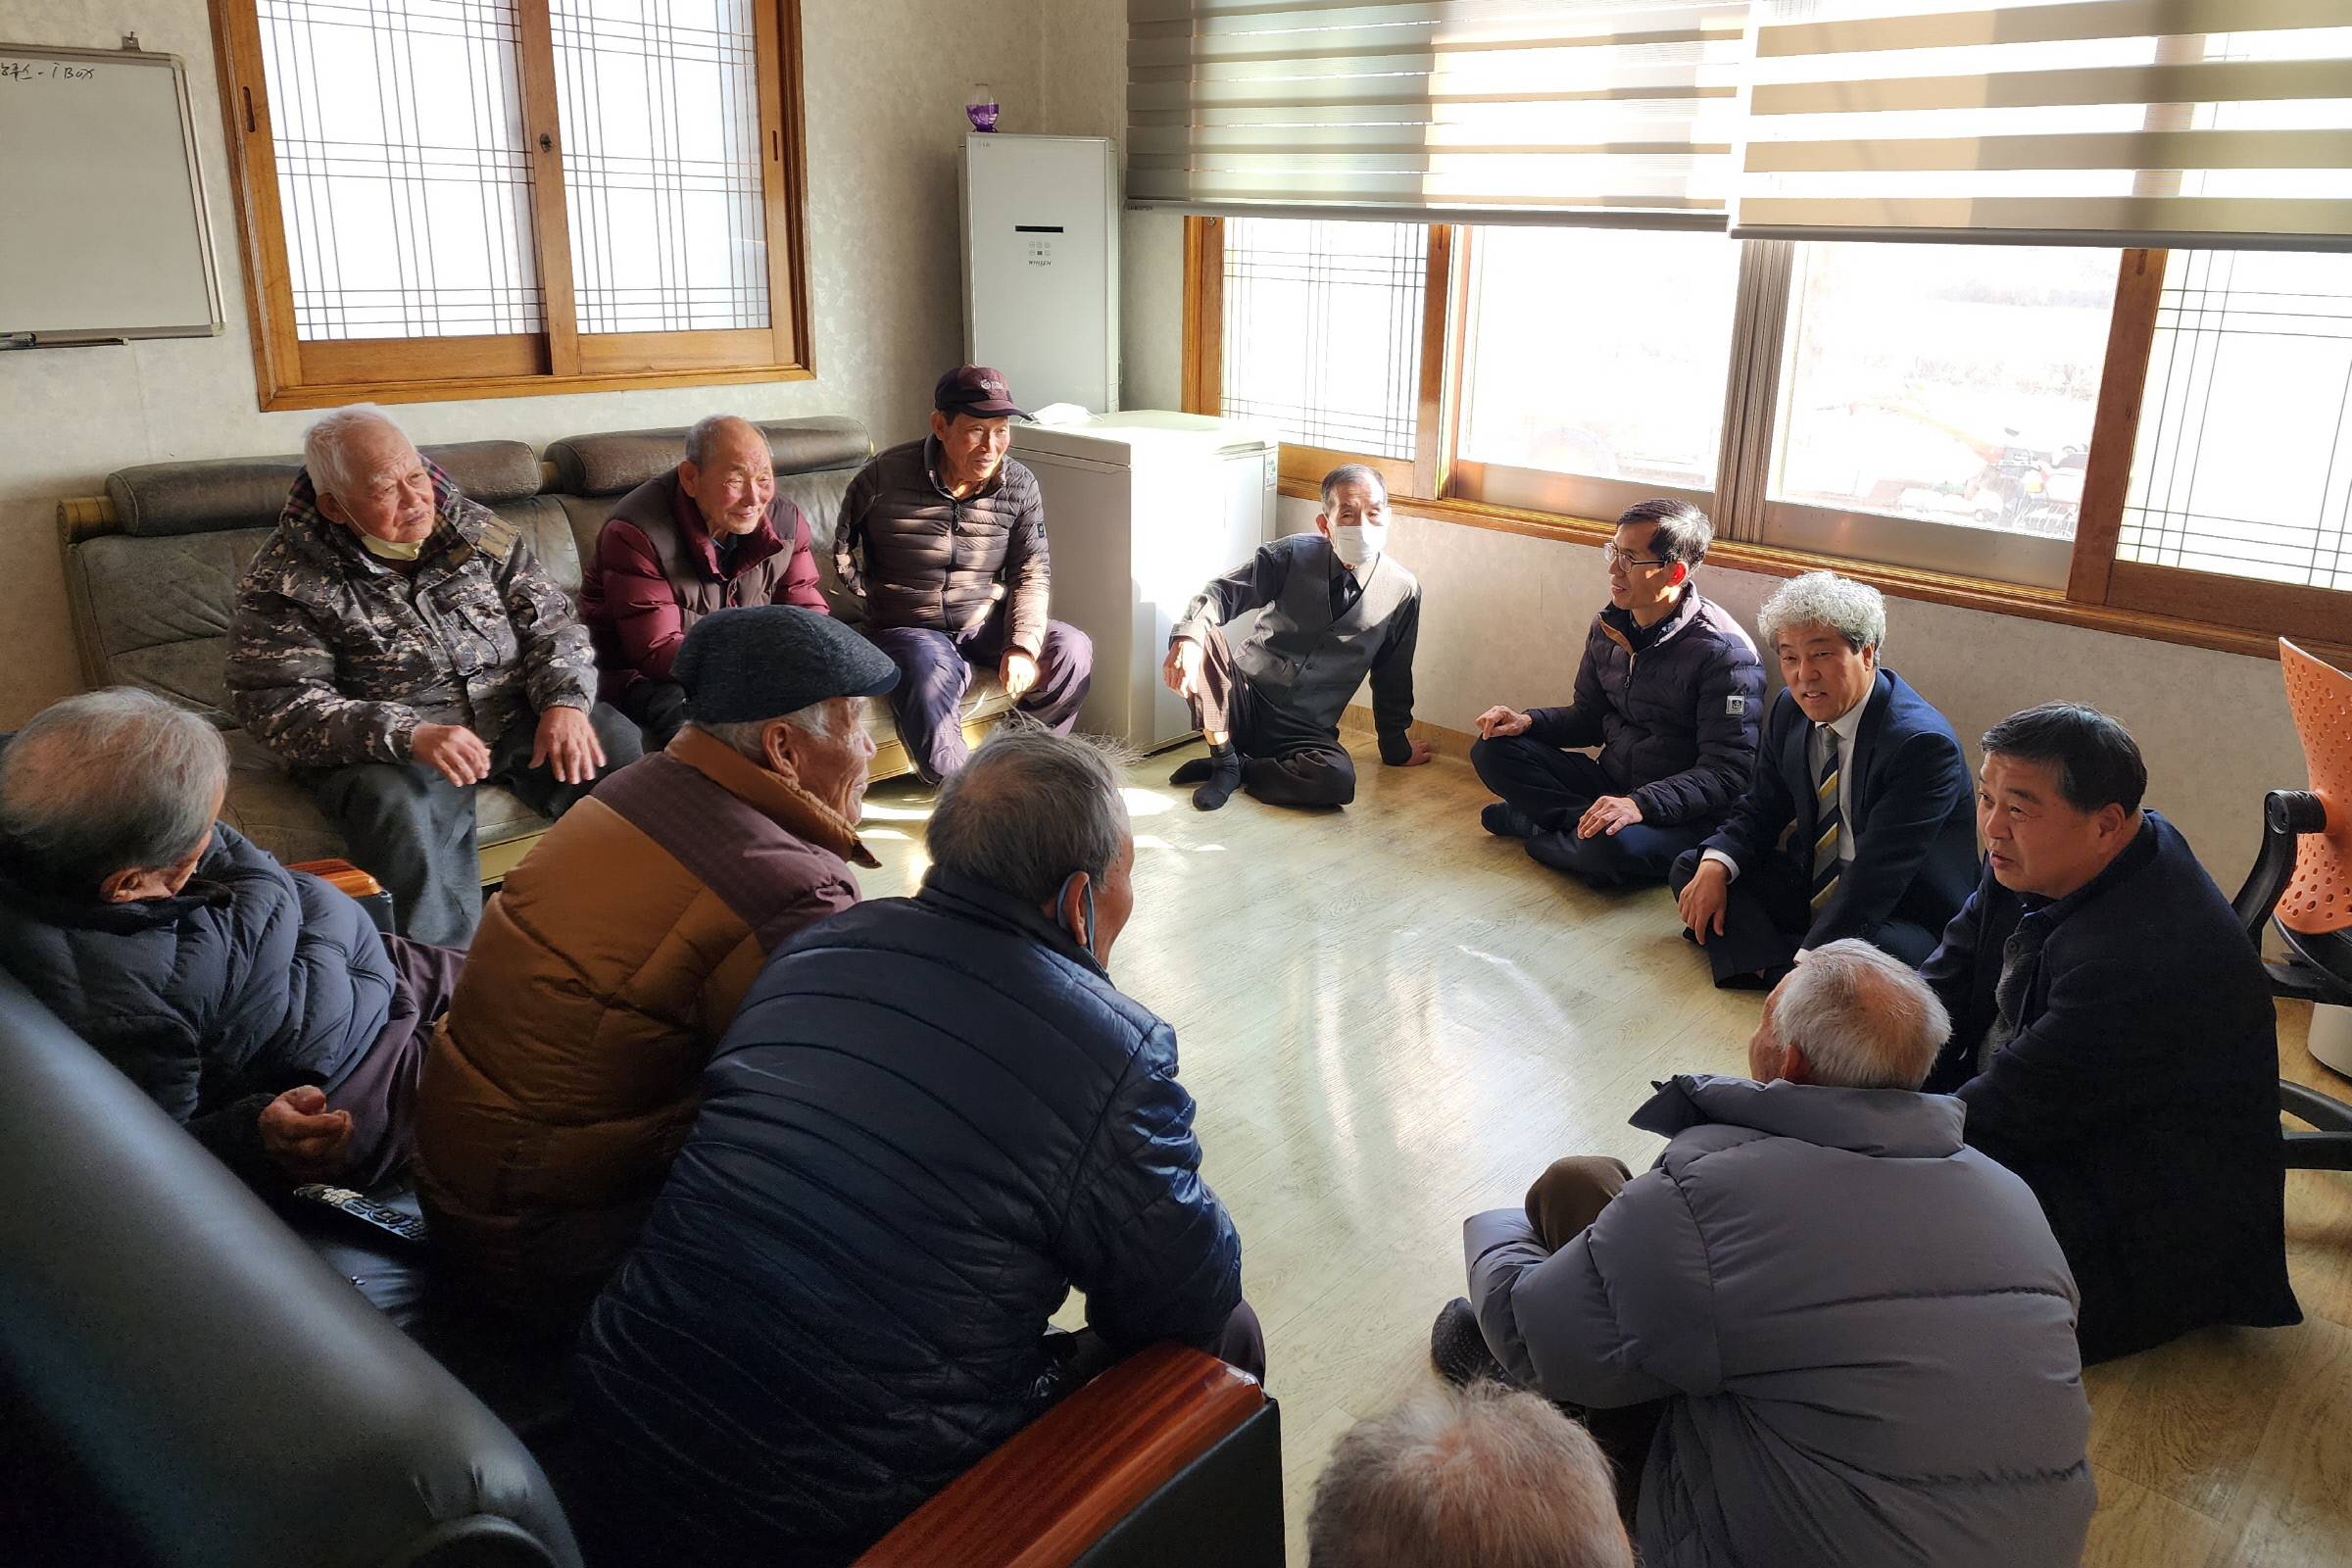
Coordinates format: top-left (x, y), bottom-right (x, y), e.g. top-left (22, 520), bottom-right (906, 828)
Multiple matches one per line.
top-left (1014, 413), bottom-right (1279, 749)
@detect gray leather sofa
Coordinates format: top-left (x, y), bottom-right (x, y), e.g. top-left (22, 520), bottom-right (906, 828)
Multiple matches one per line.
top-left (59, 417), bottom-right (1014, 879)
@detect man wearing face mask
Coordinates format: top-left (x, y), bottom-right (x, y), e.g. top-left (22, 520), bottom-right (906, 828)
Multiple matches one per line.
top-left (581, 414), bottom-right (832, 753)
top-left (574, 725), bottom-right (1256, 1566)
top-left (833, 366), bottom-right (1093, 783)
top-left (414, 606), bottom-right (891, 1326)
top-left (1162, 464), bottom-right (1431, 811)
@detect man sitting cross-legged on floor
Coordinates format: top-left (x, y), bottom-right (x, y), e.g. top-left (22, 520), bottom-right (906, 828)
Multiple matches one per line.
top-left (1669, 570), bottom-right (1976, 989)
top-left (1922, 703), bottom-right (2300, 1364)
top-left (1435, 940), bottom-right (2096, 1568)
top-left (1163, 464), bottom-right (1432, 810)
top-left (0, 689), bottom-right (461, 1192)
top-left (413, 606), bottom-right (893, 1328)
top-left (574, 725), bottom-right (1258, 1567)
top-left (1470, 500), bottom-right (1763, 888)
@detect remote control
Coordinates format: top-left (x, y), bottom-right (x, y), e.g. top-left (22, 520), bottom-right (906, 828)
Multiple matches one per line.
top-left (294, 1184), bottom-right (430, 1247)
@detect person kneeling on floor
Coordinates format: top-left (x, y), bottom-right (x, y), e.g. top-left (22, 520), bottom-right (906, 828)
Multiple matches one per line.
top-left (0, 689), bottom-right (461, 1191)
top-left (1436, 939), bottom-right (2095, 1568)
top-left (414, 605), bottom-right (893, 1328)
top-left (573, 724), bottom-right (1258, 1566)
top-left (1307, 1380), bottom-right (1634, 1568)
top-left (1470, 500), bottom-right (1763, 888)
top-left (1163, 464), bottom-right (1431, 810)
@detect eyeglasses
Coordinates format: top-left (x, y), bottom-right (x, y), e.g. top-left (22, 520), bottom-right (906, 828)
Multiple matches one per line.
top-left (1602, 542), bottom-right (1669, 569)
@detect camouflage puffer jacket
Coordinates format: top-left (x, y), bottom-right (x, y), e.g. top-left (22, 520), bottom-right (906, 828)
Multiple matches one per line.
top-left (226, 465), bottom-right (596, 768)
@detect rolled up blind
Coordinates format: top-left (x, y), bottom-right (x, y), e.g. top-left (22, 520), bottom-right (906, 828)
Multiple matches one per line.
top-left (1735, 0), bottom-right (2352, 249)
top-left (1127, 0), bottom-right (1749, 228)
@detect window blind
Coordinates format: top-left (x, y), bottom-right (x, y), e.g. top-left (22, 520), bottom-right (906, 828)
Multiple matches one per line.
top-left (1127, 0), bottom-right (1748, 228)
top-left (1735, 0), bottom-right (2352, 249)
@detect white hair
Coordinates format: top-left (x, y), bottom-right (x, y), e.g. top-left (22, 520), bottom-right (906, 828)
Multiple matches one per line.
top-left (1772, 938), bottom-right (1950, 1091)
top-left (685, 414), bottom-right (766, 471)
top-left (1757, 570), bottom-right (1886, 657)
top-left (0, 689), bottom-right (227, 895)
top-left (694, 700), bottom-right (851, 763)
top-left (1306, 1380), bottom-right (1633, 1568)
top-left (303, 404), bottom-right (409, 500)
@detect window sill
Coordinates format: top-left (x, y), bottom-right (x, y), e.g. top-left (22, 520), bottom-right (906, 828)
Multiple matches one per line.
top-left (256, 362), bottom-right (816, 413)
top-left (1276, 476), bottom-right (2349, 668)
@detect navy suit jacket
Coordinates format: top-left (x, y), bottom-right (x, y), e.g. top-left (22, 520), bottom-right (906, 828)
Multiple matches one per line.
top-left (1700, 667), bottom-right (1976, 949)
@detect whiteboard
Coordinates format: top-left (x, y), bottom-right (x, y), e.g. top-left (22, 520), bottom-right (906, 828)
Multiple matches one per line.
top-left (0, 43), bottom-right (222, 343)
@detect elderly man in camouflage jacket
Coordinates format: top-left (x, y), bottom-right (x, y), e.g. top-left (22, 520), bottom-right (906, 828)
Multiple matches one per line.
top-left (227, 406), bottom-right (638, 946)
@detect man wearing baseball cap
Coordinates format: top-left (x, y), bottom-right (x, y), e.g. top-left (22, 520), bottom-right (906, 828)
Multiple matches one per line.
top-left (832, 365), bottom-right (1093, 782)
top-left (414, 605), bottom-right (894, 1325)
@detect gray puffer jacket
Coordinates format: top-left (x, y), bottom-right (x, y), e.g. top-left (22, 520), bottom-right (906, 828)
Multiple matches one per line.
top-left (1467, 1074), bottom-right (2095, 1568)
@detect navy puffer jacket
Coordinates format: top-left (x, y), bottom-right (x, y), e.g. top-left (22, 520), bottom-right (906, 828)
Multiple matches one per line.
top-left (0, 821), bottom-right (394, 1155)
top-left (576, 867), bottom-right (1244, 1566)
top-left (1527, 589), bottom-right (1764, 827)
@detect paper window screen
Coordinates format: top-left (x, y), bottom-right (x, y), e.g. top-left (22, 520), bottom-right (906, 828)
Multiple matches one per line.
top-left (1128, 0), bottom-right (1748, 227)
top-left (257, 0), bottom-right (544, 339)
top-left (1737, 0), bottom-right (2352, 249)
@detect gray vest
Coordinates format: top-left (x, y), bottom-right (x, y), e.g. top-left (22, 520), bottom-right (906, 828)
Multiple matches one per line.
top-left (1234, 534), bottom-right (1416, 733)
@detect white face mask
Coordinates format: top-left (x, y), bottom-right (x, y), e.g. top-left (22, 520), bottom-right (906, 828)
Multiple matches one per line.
top-left (1330, 523), bottom-right (1386, 567)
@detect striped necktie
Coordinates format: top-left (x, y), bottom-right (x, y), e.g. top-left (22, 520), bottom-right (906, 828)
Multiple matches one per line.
top-left (1810, 726), bottom-right (1842, 913)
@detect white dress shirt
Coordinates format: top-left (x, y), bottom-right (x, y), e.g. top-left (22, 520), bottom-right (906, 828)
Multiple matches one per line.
top-left (1703, 695), bottom-right (1866, 882)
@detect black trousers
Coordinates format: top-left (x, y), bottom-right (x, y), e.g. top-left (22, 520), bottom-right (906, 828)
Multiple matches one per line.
top-left (1186, 623), bottom-right (1355, 808)
top-left (614, 678), bottom-right (691, 755)
top-left (1666, 847), bottom-right (1940, 987)
top-left (1470, 736), bottom-right (1710, 889)
top-left (309, 704), bottom-right (642, 948)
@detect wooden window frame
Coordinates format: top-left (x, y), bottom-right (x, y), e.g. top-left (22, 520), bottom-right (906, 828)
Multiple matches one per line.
top-left (209, 0), bottom-right (814, 412)
top-left (1185, 217), bottom-right (2352, 664)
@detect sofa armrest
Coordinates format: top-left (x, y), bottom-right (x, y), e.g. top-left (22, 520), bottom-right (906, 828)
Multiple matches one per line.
top-left (854, 1343), bottom-right (1270, 1568)
top-left (285, 858), bottom-right (382, 900)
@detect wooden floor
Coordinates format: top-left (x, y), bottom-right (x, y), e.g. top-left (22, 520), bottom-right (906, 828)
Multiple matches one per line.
top-left (853, 740), bottom-right (2352, 1567)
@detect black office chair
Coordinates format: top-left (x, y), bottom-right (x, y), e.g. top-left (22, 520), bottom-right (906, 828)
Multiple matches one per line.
top-left (2231, 789), bottom-right (2352, 1172)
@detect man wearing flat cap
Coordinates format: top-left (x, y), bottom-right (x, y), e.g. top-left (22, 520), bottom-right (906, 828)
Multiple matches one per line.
top-left (833, 365), bottom-right (1093, 782)
top-left (414, 605), bottom-right (894, 1325)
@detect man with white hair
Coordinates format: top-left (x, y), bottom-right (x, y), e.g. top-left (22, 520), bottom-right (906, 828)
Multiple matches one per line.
top-left (580, 413), bottom-right (831, 752)
top-left (1668, 569), bottom-right (1975, 988)
top-left (227, 405), bottom-right (638, 946)
top-left (0, 688), bottom-right (462, 1189)
top-left (1437, 940), bottom-right (2097, 1568)
top-left (1306, 1380), bottom-right (1633, 1568)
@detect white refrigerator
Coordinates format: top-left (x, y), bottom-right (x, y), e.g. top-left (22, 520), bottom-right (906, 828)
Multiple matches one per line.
top-left (1013, 412), bottom-right (1280, 750)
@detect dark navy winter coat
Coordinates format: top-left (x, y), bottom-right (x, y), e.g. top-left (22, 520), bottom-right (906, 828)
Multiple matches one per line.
top-left (0, 821), bottom-right (395, 1156)
top-left (1923, 810), bottom-right (2300, 1362)
top-left (1525, 590), bottom-right (1764, 827)
top-left (575, 866), bottom-right (1244, 1567)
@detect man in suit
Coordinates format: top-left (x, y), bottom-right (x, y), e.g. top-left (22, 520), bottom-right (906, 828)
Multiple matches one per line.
top-left (1161, 464), bottom-right (1431, 810)
top-left (1922, 703), bottom-right (2299, 1363)
top-left (1470, 499), bottom-right (1764, 888)
top-left (1670, 571), bottom-right (1974, 989)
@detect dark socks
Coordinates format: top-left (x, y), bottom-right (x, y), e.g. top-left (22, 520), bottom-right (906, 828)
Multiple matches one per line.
top-left (1192, 745), bottom-right (1242, 811)
top-left (1170, 756), bottom-right (1214, 785)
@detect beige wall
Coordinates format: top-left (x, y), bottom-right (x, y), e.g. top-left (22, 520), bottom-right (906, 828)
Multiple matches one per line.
top-left (1293, 496), bottom-right (2310, 888)
top-left (0, 0), bottom-right (1152, 726)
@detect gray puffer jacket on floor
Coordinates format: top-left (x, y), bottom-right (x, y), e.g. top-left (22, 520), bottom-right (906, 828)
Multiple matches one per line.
top-left (1466, 1074), bottom-right (2095, 1568)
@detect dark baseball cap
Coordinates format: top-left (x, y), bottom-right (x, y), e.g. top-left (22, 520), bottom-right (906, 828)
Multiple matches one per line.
top-left (674, 606), bottom-right (899, 724)
top-left (934, 365), bottom-right (1027, 419)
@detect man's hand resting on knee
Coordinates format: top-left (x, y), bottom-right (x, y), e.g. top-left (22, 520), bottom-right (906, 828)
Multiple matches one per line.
top-left (1474, 706), bottom-right (1532, 739)
top-left (1000, 649), bottom-right (1039, 701)
top-left (1577, 795), bottom-right (1644, 839)
top-left (1677, 858), bottom-right (1731, 943)
top-left (411, 722), bottom-right (492, 787)
top-left (1161, 638), bottom-right (1203, 702)
top-left (258, 1085), bottom-right (353, 1181)
top-left (532, 704), bottom-right (607, 785)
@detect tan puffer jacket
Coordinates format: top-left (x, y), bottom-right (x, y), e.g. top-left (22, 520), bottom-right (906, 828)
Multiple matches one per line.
top-left (413, 725), bottom-right (874, 1322)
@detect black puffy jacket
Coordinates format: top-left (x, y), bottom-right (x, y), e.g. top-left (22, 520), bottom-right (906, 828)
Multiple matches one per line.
top-left (1527, 589), bottom-right (1764, 827)
top-left (575, 867), bottom-right (1244, 1566)
top-left (833, 437), bottom-right (1051, 657)
top-left (0, 822), bottom-right (395, 1160)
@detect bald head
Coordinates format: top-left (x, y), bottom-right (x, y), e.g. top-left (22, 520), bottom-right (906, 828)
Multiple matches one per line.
top-left (680, 415), bottom-right (776, 538)
top-left (1751, 939), bottom-right (1950, 1091)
